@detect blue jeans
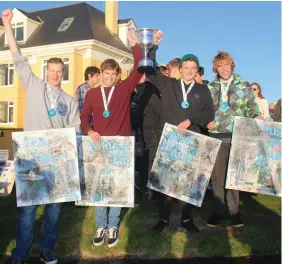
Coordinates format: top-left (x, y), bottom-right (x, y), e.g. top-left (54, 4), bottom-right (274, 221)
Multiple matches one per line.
top-left (12, 203), bottom-right (62, 261)
top-left (95, 207), bottom-right (121, 228)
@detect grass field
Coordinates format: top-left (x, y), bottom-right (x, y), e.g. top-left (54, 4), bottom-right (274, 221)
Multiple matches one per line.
top-left (0, 190), bottom-right (280, 260)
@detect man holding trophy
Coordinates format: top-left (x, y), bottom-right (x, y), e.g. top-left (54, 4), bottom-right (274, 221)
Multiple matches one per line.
top-left (81, 29), bottom-right (162, 247)
top-left (146, 32), bottom-right (215, 232)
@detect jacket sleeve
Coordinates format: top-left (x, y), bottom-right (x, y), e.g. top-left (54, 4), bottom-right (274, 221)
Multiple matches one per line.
top-left (80, 91), bottom-right (93, 134)
top-left (146, 45), bottom-right (172, 93)
top-left (244, 82), bottom-right (261, 118)
top-left (119, 45), bottom-right (143, 93)
top-left (189, 86), bottom-right (215, 127)
top-left (69, 99), bottom-right (81, 133)
top-left (12, 52), bottom-right (43, 92)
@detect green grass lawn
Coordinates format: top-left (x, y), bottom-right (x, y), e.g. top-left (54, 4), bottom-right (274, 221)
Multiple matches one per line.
top-left (0, 190), bottom-right (280, 260)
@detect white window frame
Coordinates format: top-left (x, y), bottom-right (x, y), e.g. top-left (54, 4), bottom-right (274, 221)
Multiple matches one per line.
top-left (12, 22), bottom-right (24, 42)
top-left (0, 64), bottom-right (14, 87)
top-left (57, 17), bottom-right (74, 32)
top-left (42, 57), bottom-right (70, 83)
top-left (0, 101), bottom-right (14, 124)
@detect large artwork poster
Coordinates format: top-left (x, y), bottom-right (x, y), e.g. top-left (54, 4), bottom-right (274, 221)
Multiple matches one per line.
top-left (12, 128), bottom-right (81, 207)
top-left (148, 123), bottom-right (221, 207)
top-left (226, 117), bottom-right (281, 196)
top-left (76, 136), bottom-right (135, 207)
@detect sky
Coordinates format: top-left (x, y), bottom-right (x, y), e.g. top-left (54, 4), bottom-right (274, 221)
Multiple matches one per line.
top-left (0, 1), bottom-right (281, 103)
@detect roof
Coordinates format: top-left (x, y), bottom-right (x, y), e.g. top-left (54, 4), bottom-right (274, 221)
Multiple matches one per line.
top-left (0, 2), bottom-right (131, 53)
top-left (118, 18), bottom-right (132, 24)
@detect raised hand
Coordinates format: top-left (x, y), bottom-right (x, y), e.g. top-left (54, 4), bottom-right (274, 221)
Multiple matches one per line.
top-left (127, 29), bottom-right (138, 47)
top-left (154, 30), bottom-right (163, 45)
top-left (2, 9), bottom-right (13, 26)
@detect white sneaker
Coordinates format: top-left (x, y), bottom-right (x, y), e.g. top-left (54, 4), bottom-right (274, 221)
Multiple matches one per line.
top-left (108, 227), bottom-right (119, 248)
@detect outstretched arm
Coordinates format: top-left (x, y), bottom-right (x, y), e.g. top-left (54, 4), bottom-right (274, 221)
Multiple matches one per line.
top-left (2, 9), bottom-right (41, 92)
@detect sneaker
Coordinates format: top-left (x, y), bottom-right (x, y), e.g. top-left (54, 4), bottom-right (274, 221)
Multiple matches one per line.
top-left (206, 214), bottom-right (222, 227)
top-left (93, 227), bottom-right (108, 246)
top-left (181, 219), bottom-right (200, 232)
top-left (40, 252), bottom-right (57, 264)
top-left (12, 261), bottom-right (27, 264)
top-left (108, 227), bottom-right (119, 248)
top-left (231, 213), bottom-right (244, 228)
top-left (152, 219), bottom-right (169, 232)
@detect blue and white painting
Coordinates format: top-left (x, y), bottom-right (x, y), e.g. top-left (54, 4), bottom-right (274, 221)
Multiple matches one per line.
top-left (75, 136), bottom-right (134, 207)
top-left (12, 128), bottom-right (80, 207)
top-left (148, 123), bottom-right (221, 207)
top-left (226, 117), bottom-right (282, 196)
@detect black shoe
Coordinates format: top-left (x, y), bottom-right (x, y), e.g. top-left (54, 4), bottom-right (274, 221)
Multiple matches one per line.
top-left (231, 213), bottom-right (244, 228)
top-left (152, 219), bottom-right (169, 232)
top-left (206, 214), bottom-right (222, 227)
top-left (181, 219), bottom-right (200, 232)
top-left (93, 227), bottom-right (108, 246)
top-left (12, 260), bottom-right (27, 264)
top-left (108, 227), bottom-right (119, 248)
top-left (40, 252), bottom-right (57, 264)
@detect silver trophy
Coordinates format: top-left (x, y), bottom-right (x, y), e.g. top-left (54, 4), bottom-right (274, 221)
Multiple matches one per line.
top-left (136, 28), bottom-right (158, 73)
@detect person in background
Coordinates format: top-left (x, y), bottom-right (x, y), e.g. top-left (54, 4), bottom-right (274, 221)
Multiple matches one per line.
top-left (194, 66), bottom-right (209, 85)
top-left (166, 58), bottom-right (181, 79)
top-left (75, 66), bottom-right (100, 113)
top-left (159, 65), bottom-right (169, 76)
top-left (273, 99), bottom-right (281, 122)
top-left (130, 73), bottom-right (161, 200)
top-left (269, 103), bottom-right (276, 120)
top-left (251, 82), bottom-right (270, 119)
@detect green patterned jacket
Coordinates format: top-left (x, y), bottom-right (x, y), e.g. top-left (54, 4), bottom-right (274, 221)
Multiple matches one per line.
top-left (208, 73), bottom-right (261, 134)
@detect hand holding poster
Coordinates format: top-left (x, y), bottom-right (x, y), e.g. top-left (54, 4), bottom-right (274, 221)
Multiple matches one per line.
top-left (226, 117), bottom-right (281, 196)
top-left (148, 123), bottom-right (221, 207)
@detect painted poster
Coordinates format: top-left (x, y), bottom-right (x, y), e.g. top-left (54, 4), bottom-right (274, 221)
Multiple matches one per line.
top-left (76, 136), bottom-right (134, 207)
top-left (226, 117), bottom-right (281, 196)
top-left (0, 160), bottom-right (15, 196)
top-left (12, 128), bottom-right (81, 207)
top-left (148, 123), bottom-right (221, 207)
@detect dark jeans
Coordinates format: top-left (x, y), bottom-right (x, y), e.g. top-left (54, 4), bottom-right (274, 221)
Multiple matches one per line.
top-left (135, 149), bottom-right (149, 192)
top-left (12, 203), bottom-right (62, 261)
top-left (211, 142), bottom-right (240, 216)
top-left (157, 193), bottom-right (195, 222)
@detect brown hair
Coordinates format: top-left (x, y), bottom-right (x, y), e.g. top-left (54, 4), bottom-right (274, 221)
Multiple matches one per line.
top-left (251, 82), bottom-right (265, 99)
top-left (212, 51), bottom-right (235, 73)
top-left (84, 66), bottom-right (100, 81)
top-left (167, 58), bottom-right (180, 70)
top-left (100, 59), bottom-right (120, 73)
top-left (47, 58), bottom-right (64, 70)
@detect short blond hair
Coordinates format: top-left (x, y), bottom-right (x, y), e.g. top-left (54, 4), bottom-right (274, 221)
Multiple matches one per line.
top-left (212, 51), bottom-right (235, 73)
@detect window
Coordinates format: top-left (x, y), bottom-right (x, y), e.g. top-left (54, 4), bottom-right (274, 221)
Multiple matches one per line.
top-left (12, 22), bottom-right (24, 41)
top-left (57, 17), bottom-right (74, 32)
top-left (0, 101), bottom-right (14, 123)
top-left (0, 64), bottom-right (14, 86)
top-left (42, 58), bottom-right (69, 82)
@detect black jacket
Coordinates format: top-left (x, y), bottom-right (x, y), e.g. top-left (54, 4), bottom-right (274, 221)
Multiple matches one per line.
top-left (147, 68), bottom-right (214, 134)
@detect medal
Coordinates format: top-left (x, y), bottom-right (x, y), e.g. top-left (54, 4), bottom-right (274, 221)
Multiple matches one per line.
top-left (180, 79), bottom-right (195, 109)
top-left (101, 85), bottom-right (115, 118)
top-left (46, 84), bottom-right (61, 118)
top-left (220, 102), bottom-right (229, 112)
top-left (48, 109), bottom-right (57, 117)
top-left (103, 110), bottom-right (110, 118)
top-left (181, 100), bottom-right (189, 109)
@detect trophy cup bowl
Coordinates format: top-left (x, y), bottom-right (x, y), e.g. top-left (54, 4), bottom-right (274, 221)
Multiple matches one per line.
top-left (137, 28), bottom-right (155, 73)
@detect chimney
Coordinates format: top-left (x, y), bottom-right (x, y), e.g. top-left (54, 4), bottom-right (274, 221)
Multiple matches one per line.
top-left (105, 1), bottom-right (118, 35)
